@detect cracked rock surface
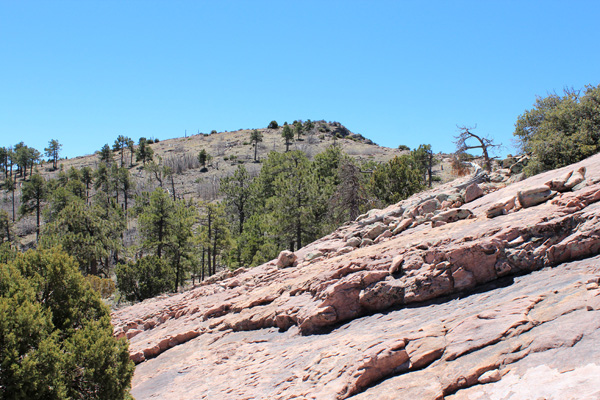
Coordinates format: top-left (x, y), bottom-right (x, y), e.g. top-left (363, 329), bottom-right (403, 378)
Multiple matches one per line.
top-left (112, 153), bottom-right (600, 399)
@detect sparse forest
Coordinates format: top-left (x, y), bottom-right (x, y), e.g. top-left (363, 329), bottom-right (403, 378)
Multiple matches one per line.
top-left (0, 123), bottom-right (438, 305)
top-left (3, 96), bottom-right (599, 310)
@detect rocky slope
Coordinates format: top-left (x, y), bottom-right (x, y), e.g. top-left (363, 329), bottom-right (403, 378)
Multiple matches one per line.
top-left (112, 153), bottom-right (600, 399)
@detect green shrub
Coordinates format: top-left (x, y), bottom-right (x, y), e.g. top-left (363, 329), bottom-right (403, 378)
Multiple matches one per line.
top-left (86, 275), bottom-right (116, 299)
top-left (0, 248), bottom-right (134, 399)
top-left (116, 256), bottom-right (174, 302)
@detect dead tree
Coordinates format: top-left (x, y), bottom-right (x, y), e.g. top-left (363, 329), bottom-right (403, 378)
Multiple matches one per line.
top-left (454, 125), bottom-right (500, 171)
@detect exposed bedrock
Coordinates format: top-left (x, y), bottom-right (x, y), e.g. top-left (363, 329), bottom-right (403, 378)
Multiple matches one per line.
top-left (112, 153), bottom-right (600, 399)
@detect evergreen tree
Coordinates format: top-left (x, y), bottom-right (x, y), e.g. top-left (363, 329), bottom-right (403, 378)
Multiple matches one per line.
top-left (116, 167), bottom-right (135, 214)
top-left (14, 142), bottom-right (27, 178)
top-left (139, 188), bottom-right (172, 259)
top-left (220, 165), bottom-right (253, 268)
top-left (98, 143), bottom-right (113, 164)
top-left (4, 175), bottom-right (16, 222)
top-left (116, 256), bottom-right (174, 302)
top-left (0, 147), bottom-right (8, 179)
top-left (199, 202), bottom-right (230, 276)
top-left (411, 144), bottom-right (435, 187)
top-left (294, 121), bottom-right (303, 140)
top-left (370, 154), bottom-right (425, 204)
top-left (113, 135), bottom-right (129, 167)
top-left (136, 138), bottom-right (154, 166)
top-left (515, 84), bottom-right (600, 175)
top-left (81, 166), bottom-right (94, 203)
top-left (126, 137), bottom-right (135, 166)
top-left (281, 123), bottom-right (294, 152)
top-left (250, 129), bottom-right (263, 161)
top-left (0, 248), bottom-right (134, 399)
top-left (165, 199), bottom-right (197, 291)
top-left (44, 139), bottom-right (62, 170)
top-left (20, 173), bottom-right (47, 242)
top-left (0, 209), bottom-right (11, 243)
top-left (267, 151), bottom-right (320, 251)
top-left (41, 198), bottom-right (124, 276)
top-left (197, 149), bottom-right (211, 170)
top-left (330, 160), bottom-right (369, 223)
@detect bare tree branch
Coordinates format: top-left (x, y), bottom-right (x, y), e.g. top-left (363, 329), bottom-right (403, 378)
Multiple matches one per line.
top-left (454, 125), bottom-right (500, 171)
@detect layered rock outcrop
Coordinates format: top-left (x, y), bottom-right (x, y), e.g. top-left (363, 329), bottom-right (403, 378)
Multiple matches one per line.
top-left (113, 154), bottom-right (600, 399)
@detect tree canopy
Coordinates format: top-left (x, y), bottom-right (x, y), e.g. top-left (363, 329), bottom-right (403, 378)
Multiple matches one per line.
top-left (514, 84), bottom-right (600, 175)
top-left (0, 247), bottom-right (134, 399)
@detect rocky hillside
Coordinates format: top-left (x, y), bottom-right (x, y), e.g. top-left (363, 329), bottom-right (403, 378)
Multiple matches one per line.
top-left (38, 121), bottom-right (406, 200)
top-left (112, 153), bottom-right (600, 399)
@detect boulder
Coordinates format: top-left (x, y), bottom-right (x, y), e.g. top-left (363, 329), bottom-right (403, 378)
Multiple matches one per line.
top-left (360, 238), bottom-right (374, 247)
top-left (346, 236), bottom-right (362, 248)
top-left (374, 230), bottom-right (392, 243)
top-left (431, 208), bottom-right (473, 224)
top-left (392, 218), bottom-right (413, 235)
top-left (486, 196), bottom-right (516, 218)
top-left (418, 199), bottom-right (441, 215)
top-left (365, 222), bottom-right (388, 240)
top-left (276, 250), bottom-right (297, 268)
top-left (517, 186), bottom-right (556, 208)
top-left (464, 183), bottom-right (484, 203)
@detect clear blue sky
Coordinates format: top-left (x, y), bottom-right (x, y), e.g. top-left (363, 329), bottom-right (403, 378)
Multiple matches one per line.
top-left (2, 1), bottom-right (599, 159)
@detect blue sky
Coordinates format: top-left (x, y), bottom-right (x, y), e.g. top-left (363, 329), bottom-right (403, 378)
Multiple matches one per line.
top-left (1, 1), bottom-right (599, 159)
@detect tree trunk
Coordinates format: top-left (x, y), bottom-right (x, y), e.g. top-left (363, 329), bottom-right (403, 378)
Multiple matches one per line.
top-left (201, 248), bottom-right (205, 281)
top-left (170, 175), bottom-right (176, 201)
top-left (175, 254), bottom-right (180, 292)
top-left (428, 151), bottom-right (433, 188)
top-left (212, 232), bottom-right (217, 276)
top-left (207, 212), bottom-right (212, 276)
top-left (157, 216), bottom-right (164, 259)
top-left (35, 197), bottom-right (40, 243)
top-left (11, 189), bottom-right (15, 222)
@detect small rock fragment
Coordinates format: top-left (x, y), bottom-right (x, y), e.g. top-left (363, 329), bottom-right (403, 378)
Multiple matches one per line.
top-left (360, 238), bottom-right (374, 247)
top-left (478, 369), bottom-right (502, 384)
top-left (564, 166), bottom-right (586, 190)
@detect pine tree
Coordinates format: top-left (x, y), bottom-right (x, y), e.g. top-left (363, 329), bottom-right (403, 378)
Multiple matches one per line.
top-left (4, 176), bottom-right (16, 221)
top-left (198, 149), bottom-right (211, 170)
top-left (41, 198), bottom-right (124, 276)
top-left (0, 209), bottom-right (11, 243)
top-left (220, 165), bottom-right (253, 267)
top-left (127, 138), bottom-right (135, 166)
top-left (267, 151), bottom-right (320, 251)
top-left (136, 138), bottom-right (154, 166)
top-left (250, 129), bottom-right (263, 161)
top-left (98, 143), bottom-right (113, 164)
top-left (44, 139), bottom-right (62, 170)
top-left (20, 173), bottom-right (47, 242)
top-left (113, 135), bottom-right (131, 167)
top-left (281, 124), bottom-right (294, 152)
